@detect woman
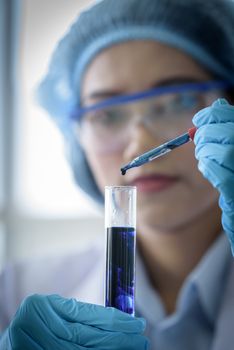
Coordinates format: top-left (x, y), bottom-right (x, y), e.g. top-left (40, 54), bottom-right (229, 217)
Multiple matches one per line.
top-left (1, 0), bottom-right (234, 349)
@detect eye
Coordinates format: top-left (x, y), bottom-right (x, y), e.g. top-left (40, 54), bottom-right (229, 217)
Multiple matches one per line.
top-left (84, 108), bottom-right (125, 128)
top-left (147, 103), bottom-right (166, 118)
top-left (168, 93), bottom-right (201, 112)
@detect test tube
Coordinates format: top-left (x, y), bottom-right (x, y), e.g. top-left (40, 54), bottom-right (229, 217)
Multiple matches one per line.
top-left (105, 186), bottom-right (137, 316)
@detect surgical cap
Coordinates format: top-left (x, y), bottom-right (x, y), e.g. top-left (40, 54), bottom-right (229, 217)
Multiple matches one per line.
top-left (36, 0), bottom-right (234, 204)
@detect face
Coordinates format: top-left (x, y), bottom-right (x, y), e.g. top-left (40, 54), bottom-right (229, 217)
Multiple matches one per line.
top-left (80, 41), bottom-right (220, 234)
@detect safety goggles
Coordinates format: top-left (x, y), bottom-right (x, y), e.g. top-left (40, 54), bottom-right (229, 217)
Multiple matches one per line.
top-left (71, 81), bottom-right (231, 155)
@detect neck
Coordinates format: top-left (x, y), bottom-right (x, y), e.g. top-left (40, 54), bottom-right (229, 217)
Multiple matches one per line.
top-left (137, 203), bottom-right (222, 314)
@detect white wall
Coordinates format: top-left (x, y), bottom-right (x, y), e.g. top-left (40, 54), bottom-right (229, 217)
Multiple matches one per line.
top-left (7, 215), bottom-right (104, 263)
top-left (2, 0), bottom-right (104, 267)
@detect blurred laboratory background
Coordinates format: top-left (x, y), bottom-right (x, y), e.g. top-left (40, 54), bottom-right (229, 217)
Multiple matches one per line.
top-left (0, 0), bottom-right (104, 272)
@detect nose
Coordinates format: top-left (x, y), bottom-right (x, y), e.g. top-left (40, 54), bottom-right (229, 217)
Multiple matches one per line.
top-left (122, 121), bottom-right (165, 163)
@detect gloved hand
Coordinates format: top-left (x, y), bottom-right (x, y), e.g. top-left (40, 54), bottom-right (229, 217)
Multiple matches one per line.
top-left (193, 98), bottom-right (234, 254)
top-left (0, 294), bottom-right (149, 350)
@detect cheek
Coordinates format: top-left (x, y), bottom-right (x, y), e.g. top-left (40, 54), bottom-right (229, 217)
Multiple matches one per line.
top-left (84, 149), bottom-right (124, 191)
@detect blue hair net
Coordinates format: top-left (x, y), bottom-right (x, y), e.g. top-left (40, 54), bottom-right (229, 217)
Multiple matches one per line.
top-left (36, 0), bottom-right (234, 204)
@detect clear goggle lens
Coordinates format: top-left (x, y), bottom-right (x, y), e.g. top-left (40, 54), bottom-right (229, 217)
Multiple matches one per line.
top-left (72, 82), bottom-right (229, 155)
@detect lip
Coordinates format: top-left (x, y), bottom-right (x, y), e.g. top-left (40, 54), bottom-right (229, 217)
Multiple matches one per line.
top-left (129, 174), bottom-right (179, 193)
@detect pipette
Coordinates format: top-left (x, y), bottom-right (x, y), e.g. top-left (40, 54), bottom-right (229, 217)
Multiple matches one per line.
top-left (121, 126), bottom-right (197, 175)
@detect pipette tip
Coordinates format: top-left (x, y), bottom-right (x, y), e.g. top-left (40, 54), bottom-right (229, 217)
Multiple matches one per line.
top-left (121, 159), bottom-right (138, 175)
top-left (121, 167), bottom-right (127, 175)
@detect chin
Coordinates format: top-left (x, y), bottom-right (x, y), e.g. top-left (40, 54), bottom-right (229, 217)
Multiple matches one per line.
top-left (138, 212), bottom-right (186, 233)
top-left (137, 197), bottom-right (219, 234)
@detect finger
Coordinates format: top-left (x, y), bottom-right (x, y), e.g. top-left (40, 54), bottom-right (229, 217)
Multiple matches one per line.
top-left (194, 123), bottom-right (234, 146)
top-left (193, 99), bottom-right (234, 127)
top-left (195, 142), bottom-right (234, 172)
top-left (196, 157), bottom-right (234, 198)
top-left (49, 295), bottom-right (146, 334)
top-left (18, 296), bottom-right (148, 349)
top-left (65, 322), bottom-right (149, 349)
top-left (15, 295), bottom-right (82, 345)
top-left (219, 195), bottom-right (234, 255)
top-left (9, 326), bottom-right (44, 350)
top-left (13, 326), bottom-right (88, 350)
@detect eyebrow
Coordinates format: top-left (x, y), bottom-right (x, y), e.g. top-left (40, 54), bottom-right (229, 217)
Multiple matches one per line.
top-left (152, 77), bottom-right (205, 88)
top-left (81, 77), bottom-right (204, 105)
top-left (81, 89), bottom-right (124, 105)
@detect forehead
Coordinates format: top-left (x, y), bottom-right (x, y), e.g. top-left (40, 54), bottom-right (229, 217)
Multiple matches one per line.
top-left (81, 40), bottom-right (211, 97)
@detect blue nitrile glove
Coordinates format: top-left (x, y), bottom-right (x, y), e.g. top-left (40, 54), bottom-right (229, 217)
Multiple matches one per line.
top-left (193, 98), bottom-right (234, 255)
top-left (0, 294), bottom-right (149, 350)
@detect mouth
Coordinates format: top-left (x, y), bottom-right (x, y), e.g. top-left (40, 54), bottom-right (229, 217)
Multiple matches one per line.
top-left (129, 174), bottom-right (179, 193)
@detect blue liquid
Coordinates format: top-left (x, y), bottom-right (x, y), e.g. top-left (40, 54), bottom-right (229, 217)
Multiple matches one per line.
top-left (105, 226), bottom-right (135, 315)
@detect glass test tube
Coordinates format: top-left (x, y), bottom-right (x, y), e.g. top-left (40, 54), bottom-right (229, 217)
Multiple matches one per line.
top-left (105, 186), bottom-right (137, 316)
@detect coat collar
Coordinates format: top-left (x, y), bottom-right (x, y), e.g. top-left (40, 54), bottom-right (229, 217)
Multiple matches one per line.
top-left (212, 261), bottom-right (234, 350)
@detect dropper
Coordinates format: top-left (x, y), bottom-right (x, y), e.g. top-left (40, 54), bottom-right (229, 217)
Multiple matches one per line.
top-left (121, 127), bottom-right (197, 175)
